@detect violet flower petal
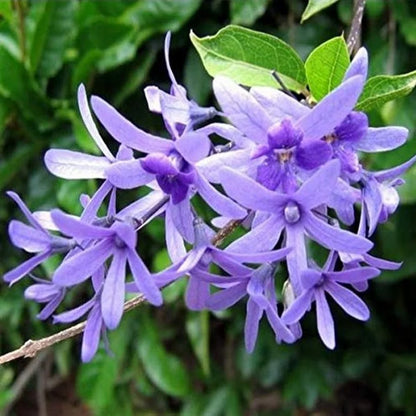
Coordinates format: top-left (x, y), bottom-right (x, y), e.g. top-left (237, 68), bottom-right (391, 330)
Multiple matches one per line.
top-left (295, 140), bottom-right (332, 170)
top-left (51, 209), bottom-right (114, 239)
top-left (245, 298), bottom-right (263, 353)
top-left (227, 215), bottom-right (284, 253)
top-left (294, 159), bottom-right (340, 209)
top-left (343, 47), bottom-right (368, 80)
top-left (101, 250), bottom-right (127, 330)
top-left (196, 149), bottom-right (252, 183)
top-left (196, 173), bottom-right (247, 219)
top-left (357, 127), bottom-right (408, 153)
top-left (44, 149), bottom-right (110, 179)
top-left (165, 206), bottom-right (186, 262)
top-left (220, 167), bottom-right (286, 212)
top-left (91, 95), bottom-right (173, 154)
top-left (9, 220), bottom-right (51, 253)
top-left (127, 249), bottom-right (162, 306)
top-left (326, 267), bottom-right (380, 283)
top-left (78, 84), bottom-right (115, 162)
top-left (106, 160), bottom-right (154, 189)
top-left (325, 281), bottom-right (370, 320)
top-left (53, 240), bottom-right (113, 286)
top-left (81, 303), bottom-right (103, 362)
top-left (285, 225), bottom-right (307, 295)
top-left (213, 76), bottom-right (272, 144)
top-left (7, 191), bottom-right (45, 231)
top-left (4, 250), bottom-right (51, 285)
top-left (205, 283), bottom-right (247, 310)
top-left (174, 132), bottom-right (211, 164)
top-left (53, 297), bottom-right (96, 323)
top-left (296, 76), bottom-right (364, 141)
top-left (250, 86), bottom-right (309, 121)
top-left (315, 290), bottom-right (335, 349)
top-left (304, 213), bottom-right (373, 254)
top-left (185, 273), bottom-right (210, 310)
top-left (281, 290), bottom-right (314, 325)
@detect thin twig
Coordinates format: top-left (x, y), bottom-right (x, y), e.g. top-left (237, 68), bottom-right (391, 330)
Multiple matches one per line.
top-left (347, 0), bottom-right (367, 54)
top-left (0, 294), bottom-right (146, 365)
top-left (0, 216), bottom-right (245, 365)
top-left (1, 350), bottom-right (50, 415)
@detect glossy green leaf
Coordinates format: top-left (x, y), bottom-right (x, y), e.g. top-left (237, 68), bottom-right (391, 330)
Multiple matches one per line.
top-left (230, 0), bottom-right (269, 26)
top-left (301, 0), bottom-right (340, 23)
top-left (28, 0), bottom-right (76, 79)
top-left (137, 313), bottom-right (190, 397)
top-left (356, 70), bottom-right (416, 111)
top-left (191, 25), bottom-right (307, 91)
top-left (0, 45), bottom-right (52, 128)
top-left (305, 36), bottom-right (349, 101)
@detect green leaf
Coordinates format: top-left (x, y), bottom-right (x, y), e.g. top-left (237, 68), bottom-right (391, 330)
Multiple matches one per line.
top-left (28, 0), bottom-right (76, 79)
top-left (123, 0), bottom-right (203, 44)
top-left (77, 17), bottom-right (137, 73)
top-left (305, 36), bottom-right (349, 101)
top-left (230, 0), bottom-right (269, 26)
top-left (186, 311), bottom-right (210, 376)
top-left (191, 25), bottom-right (306, 92)
top-left (301, 0), bottom-right (340, 23)
top-left (77, 317), bottom-right (130, 413)
top-left (0, 45), bottom-right (52, 128)
top-left (356, 70), bottom-right (416, 111)
top-left (113, 47), bottom-right (157, 106)
top-left (137, 313), bottom-right (190, 397)
top-left (0, 143), bottom-right (41, 190)
top-left (0, 1), bottom-right (14, 24)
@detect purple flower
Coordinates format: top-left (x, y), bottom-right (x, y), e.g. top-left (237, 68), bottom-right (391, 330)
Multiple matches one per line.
top-left (220, 160), bottom-right (373, 295)
top-left (212, 73), bottom-right (364, 191)
top-left (144, 32), bottom-right (217, 136)
top-left (155, 218), bottom-right (291, 311)
top-left (3, 192), bottom-right (76, 285)
top-left (361, 154), bottom-right (416, 235)
top-left (24, 277), bottom-right (66, 320)
top-left (50, 209), bottom-right (162, 330)
top-left (282, 253), bottom-right (380, 349)
top-left (204, 263), bottom-right (296, 352)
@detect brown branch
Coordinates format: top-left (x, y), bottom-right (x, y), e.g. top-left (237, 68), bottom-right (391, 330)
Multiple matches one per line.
top-left (347, 0), bottom-right (366, 55)
top-left (0, 215), bottom-right (246, 366)
top-left (0, 294), bottom-right (146, 365)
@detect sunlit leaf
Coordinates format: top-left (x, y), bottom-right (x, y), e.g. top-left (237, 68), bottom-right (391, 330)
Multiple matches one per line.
top-left (301, 0), bottom-right (340, 23)
top-left (305, 36), bottom-right (349, 100)
top-left (191, 25), bottom-right (306, 91)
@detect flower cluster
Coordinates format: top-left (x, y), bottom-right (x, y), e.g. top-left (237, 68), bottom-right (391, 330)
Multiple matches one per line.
top-left (3, 33), bottom-right (414, 361)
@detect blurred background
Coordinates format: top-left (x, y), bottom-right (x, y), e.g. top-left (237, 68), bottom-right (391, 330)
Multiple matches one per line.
top-left (0, 0), bottom-right (416, 415)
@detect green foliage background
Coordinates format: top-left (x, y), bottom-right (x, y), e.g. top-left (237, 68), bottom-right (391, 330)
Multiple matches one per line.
top-left (0, 0), bottom-right (416, 415)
